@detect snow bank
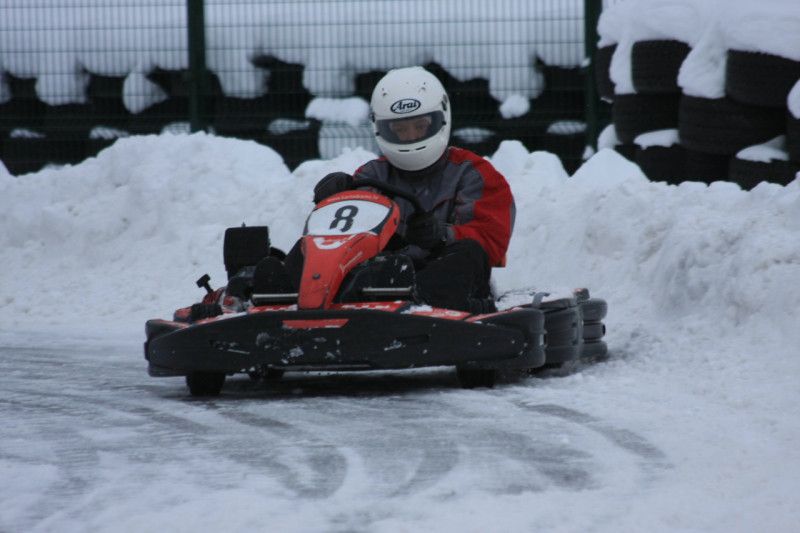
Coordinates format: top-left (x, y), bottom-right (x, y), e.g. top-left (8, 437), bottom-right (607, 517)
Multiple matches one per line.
top-left (3, 134), bottom-right (800, 358)
top-left (2, 133), bottom-right (800, 533)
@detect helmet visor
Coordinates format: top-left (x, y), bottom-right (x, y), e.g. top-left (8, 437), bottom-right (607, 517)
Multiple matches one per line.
top-left (376, 111), bottom-right (446, 145)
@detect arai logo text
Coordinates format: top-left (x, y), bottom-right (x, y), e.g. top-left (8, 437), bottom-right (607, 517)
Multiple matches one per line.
top-left (390, 99), bottom-right (421, 114)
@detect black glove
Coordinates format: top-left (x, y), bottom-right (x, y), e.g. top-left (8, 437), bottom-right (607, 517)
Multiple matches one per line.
top-left (313, 172), bottom-right (352, 204)
top-left (405, 212), bottom-right (448, 250)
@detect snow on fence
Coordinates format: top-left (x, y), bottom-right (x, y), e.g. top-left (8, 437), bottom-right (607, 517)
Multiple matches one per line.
top-left (0, 0), bottom-right (598, 174)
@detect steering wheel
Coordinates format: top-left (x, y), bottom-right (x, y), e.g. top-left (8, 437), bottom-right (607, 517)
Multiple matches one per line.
top-left (348, 178), bottom-right (426, 215)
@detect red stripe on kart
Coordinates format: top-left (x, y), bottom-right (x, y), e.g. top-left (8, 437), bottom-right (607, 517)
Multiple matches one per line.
top-left (332, 302), bottom-right (407, 312)
top-left (282, 318), bottom-right (350, 329)
top-left (411, 308), bottom-right (471, 320)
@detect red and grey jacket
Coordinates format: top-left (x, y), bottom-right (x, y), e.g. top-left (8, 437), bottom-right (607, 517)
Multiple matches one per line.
top-left (353, 147), bottom-right (516, 266)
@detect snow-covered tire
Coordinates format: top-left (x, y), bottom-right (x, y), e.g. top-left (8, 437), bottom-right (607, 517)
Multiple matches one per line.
top-left (1, 137), bottom-right (51, 175)
top-left (631, 40), bottom-right (690, 94)
top-left (678, 95), bottom-right (785, 155)
top-left (683, 148), bottom-right (730, 183)
top-left (453, 128), bottom-right (502, 163)
top-left (728, 157), bottom-right (800, 189)
top-left (213, 95), bottom-right (275, 133)
top-left (613, 94), bottom-right (680, 144)
top-left (43, 103), bottom-right (94, 138)
top-left (0, 77), bottom-right (47, 136)
top-left (260, 120), bottom-right (321, 170)
top-left (186, 372), bottom-right (226, 397)
top-left (788, 112), bottom-right (800, 163)
top-left (127, 97), bottom-right (190, 135)
top-left (725, 50), bottom-right (800, 108)
top-left (539, 129), bottom-right (585, 175)
top-left (595, 44), bottom-right (617, 101)
top-left (634, 143), bottom-right (686, 184)
top-left (614, 143), bottom-right (637, 162)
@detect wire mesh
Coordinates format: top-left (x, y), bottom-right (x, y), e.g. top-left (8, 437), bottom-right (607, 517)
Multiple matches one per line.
top-left (0, 0), bottom-right (599, 174)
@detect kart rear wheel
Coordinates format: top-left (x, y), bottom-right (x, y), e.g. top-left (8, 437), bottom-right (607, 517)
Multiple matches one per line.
top-left (578, 298), bottom-right (608, 322)
top-left (581, 340), bottom-right (608, 360)
top-left (186, 372), bottom-right (226, 397)
top-left (456, 366), bottom-right (497, 389)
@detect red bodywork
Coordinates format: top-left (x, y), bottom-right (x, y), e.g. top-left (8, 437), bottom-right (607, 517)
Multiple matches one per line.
top-left (297, 190), bottom-right (400, 310)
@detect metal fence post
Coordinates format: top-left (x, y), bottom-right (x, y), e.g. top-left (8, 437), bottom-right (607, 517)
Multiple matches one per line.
top-left (583, 0), bottom-right (602, 154)
top-left (187, 0), bottom-right (209, 132)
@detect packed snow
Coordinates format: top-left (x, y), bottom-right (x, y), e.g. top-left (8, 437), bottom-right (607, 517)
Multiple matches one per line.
top-left (1, 130), bottom-right (800, 532)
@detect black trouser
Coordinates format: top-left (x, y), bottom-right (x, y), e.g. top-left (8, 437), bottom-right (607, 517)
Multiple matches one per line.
top-left (413, 238), bottom-right (493, 311)
top-left (284, 238), bottom-right (492, 312)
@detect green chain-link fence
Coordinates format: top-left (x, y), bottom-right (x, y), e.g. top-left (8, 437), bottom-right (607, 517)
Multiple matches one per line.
top-left (0, 0), bottom-right (605, 175)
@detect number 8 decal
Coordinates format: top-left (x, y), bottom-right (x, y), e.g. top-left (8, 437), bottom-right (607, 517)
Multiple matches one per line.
top-left (306, 197), bottom-right (392, 237)
top-left (329, 205), bottom-right (359, 232)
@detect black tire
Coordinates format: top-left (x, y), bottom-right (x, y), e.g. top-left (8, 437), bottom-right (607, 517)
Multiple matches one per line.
top-left (456, 366), bottom-right (497, 389)
top-left (539, 129), bottom-right (586, 175)
top-left (581, 340), bottom-right (608, 360)
top-left (728, 156), bottom-right (800, 189)
top-left (684, 148), bottom-right (730, 183)
top-left (595, 44), bottom-right (617, 101)
top-left (528, 362), bottom-right (564, 375)
top-left (583, 322), bottom-right (606, 341)
top-left (614, 142), bottom-right (637, 162)
top-left (612, 93), bottom-right (681, 144)
top-left (578, 298), bottom-right (608, 323)
top-left (578, 299), bottom-right (607, 356)
top-left (678, 95), bottom-right (785, 155)
top-left (541, 300), bottom-right (582, 365)
top-left (634, 142), bottom-right (686, 184)
top-left (631, 40), bottom-right (690, 94)
top-left (726, 50), bottom-right (800, 108)
top-left (186, 372), bottom-right (226, 396)
top-left (788, 112), bottom-right (800, 163)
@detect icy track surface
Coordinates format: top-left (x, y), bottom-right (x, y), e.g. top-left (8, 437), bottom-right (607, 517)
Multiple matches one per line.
top-left (1, 333), bottom-right (674, 533)
top-left (1, 134), bottom-right (800, 532)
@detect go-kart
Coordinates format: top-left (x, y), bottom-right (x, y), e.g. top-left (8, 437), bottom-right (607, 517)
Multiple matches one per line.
top-left (144, 180), bottom-right (607, 395)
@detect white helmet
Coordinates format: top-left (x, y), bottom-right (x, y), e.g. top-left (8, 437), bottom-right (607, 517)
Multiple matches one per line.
top-left (370, 66), bottom-right (451, 171)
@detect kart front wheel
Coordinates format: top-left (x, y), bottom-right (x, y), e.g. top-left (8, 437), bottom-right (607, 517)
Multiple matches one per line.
top-left (186, 372), bottom-right (226, 396)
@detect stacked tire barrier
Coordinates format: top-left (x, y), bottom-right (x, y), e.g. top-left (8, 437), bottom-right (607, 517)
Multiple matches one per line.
top-left (0, 1), bottom-right (591, 177)
top-left (0, 64), bottom-right (319, 176)
top-left (0, 70), bottom-right (199, 176)
top-left (595, 1), bottom-right (800, 189)
top-left (0, 60), bottom-right (588, 176)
